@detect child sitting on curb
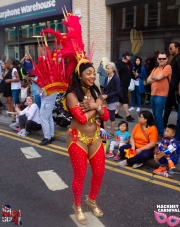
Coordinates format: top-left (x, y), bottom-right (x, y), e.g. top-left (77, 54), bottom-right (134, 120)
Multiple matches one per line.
top-left (153, 124), bottom-right (180, 175)
top-left (106, 121), bottom-right (130, 160)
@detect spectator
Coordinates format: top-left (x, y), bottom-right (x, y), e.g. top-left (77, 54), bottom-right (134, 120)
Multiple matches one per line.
top-left (39, 91), bottom-right (57, 145)
top-left (102, 62), bottom-right (121, 138)
top-left (116, 51), bottom-right (134, 122)
top-left (118, 110), bottom-right (158, 168)
top-left (163, 42), bottom-right (180, 129)
top-left (26, 75), bottom-right (41, 109)
top-left (7, 104), bottom-right (24, 132)
top-left (20, 53), bottom-right (33, 74)
top-left (129, 56), bottom-right (146, 112)
top-left (14, 60), bottom-right (28, 80)
top-left (20, 79), bottom-right (30, 104)
top-left (1, 61), bottom-right (13, 112)
top-left (106, 121), bottom-right (130, 160)
top-left (147, 52), bottom-right (172, 139)
top-left (5, 59), bottom-right (21, 105)
top-left (97, 57), bottom-right (108, 93)
top-left (0, 55), bottom-right (6, 76)
top-left (153, 124), bottom-right (179, 175)
top-left (15, 96), bottom-right (41, 136)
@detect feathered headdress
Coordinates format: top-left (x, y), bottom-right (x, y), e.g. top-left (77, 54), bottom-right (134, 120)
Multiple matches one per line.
top-left (30, 7), bottom-right (94, 96)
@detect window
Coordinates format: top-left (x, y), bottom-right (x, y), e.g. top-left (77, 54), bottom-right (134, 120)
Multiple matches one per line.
top-left (148, 3), bottom-right (158, 26)
top-left (126, 7), bottom-right (134, 28)
top-left (5, 27), bottom-right (18, 42)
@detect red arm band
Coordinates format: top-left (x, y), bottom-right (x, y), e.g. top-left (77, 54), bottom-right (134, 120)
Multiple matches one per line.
top-left (69, 105), bottom-right (88, 125)
top-left (99, 106), bottom-right (109, 121)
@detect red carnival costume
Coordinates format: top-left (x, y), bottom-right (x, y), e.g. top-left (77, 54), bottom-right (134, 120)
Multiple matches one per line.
top-left (31, 7), bottom-right (109, 225)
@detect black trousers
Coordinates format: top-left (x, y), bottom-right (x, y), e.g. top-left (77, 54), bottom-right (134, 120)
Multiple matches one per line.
top-left (19, 115), bottom-right (42, 131)
top-left (163, 88), bottom-right (178, 128)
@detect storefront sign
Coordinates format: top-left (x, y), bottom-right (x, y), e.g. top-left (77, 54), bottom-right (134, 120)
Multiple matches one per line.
top-left (0, 0), bottom-right (72, 26)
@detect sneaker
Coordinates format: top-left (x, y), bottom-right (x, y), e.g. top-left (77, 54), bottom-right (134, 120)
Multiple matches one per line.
top-left (20, 129), bottom-right (29, 137)
top-left (106, 152), bottom-right (114, 158)
top-left (153, 166), bottom-right (167, 174)
top-left (17, 129), bottom-right (24, 135)
top-left (118, 160), bottom-right (128, 167)
top-left (16, 128), bottom-right (21, 132)
top-left (113, 153), bottom-right (120, 161)
top-left (136, 108), bottom-right (140, 112)
top-left (115, 114), bottom-right (123, 119)
top-left (132, 163), bottom-right (143, 168)
top-left (129, 107), bottom-right (135, 111)
top-left (126, 115), bottom-right (134, 122)
top-left (168, 160), bottom-right (176, 170)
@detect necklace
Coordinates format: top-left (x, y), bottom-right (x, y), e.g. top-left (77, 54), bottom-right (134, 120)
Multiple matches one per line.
top-left (81, 85), bottom-right (91, 99)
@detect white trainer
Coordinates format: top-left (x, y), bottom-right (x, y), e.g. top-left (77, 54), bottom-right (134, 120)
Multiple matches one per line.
top-left (132, 163), bottom-right (143, 168)
top-left (118, 160), bottom-right (128, 167)
top-left (129, 107), bottom-right (135, 111)
top-left (136, 108), bottom-right (140, 112)
top-left (19, 129), bottom-right (29, 137)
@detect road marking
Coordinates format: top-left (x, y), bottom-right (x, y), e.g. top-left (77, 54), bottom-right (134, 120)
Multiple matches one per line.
top-left (105, 165), bottom-right (180, 192)
top-left (105, 160), bottom-right (180, 184)
top-left (20, 147), bottom-right (41, 159)
top-left (37, 170), bottom-right (68, 191)
top-left (70, 211), bottom-right (105, 227)
top-left (0, 131), bottom-right (180, 192)
top-left (0, 129), bottom-right (68, 151)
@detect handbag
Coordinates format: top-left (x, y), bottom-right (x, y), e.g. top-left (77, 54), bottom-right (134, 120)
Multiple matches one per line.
top-left (128, 79), bottom-right (135, 91)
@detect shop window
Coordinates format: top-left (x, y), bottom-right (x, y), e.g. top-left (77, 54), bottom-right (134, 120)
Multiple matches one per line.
top-left (5, 27), bottom-right (18, 43)
top-left (148, 3), bottom-right (158, 26)
top-left (126, 7), bottom-right (134, 28)
top-left (47, 19), bottom-right (63, 32)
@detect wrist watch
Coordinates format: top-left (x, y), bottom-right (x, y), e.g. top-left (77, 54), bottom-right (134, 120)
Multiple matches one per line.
top-left (97, 105), bottom-right (102, 112)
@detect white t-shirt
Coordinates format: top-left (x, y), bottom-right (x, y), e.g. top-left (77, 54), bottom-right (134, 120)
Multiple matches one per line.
top-left (20, 103), bottom-right (40, 124)
top-left (11, 68), bottom-right (21, 90)
top-left (133, 79), bottom-right (139, 86)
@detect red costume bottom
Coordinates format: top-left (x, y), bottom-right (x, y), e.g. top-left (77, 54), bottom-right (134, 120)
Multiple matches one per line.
top-left (68, 142), bottom-right (105, 206)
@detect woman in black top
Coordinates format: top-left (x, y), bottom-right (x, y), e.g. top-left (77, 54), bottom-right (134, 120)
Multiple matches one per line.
top-left (1, 62), bottom-right (13, 112)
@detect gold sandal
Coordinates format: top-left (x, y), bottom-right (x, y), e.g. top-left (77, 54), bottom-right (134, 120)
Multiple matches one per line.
top-left (85, 196), bottom-right (103, 217)
top-left (72, 204), bottom-right (87, 225)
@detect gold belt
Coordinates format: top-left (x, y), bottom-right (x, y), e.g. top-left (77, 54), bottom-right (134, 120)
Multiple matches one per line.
top-left (69, 127), bottom-right (100, 146)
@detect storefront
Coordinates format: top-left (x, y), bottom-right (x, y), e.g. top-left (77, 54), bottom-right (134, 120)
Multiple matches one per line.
top-left (0, 0), bottom-right (72, 61)
top-left (106, 0), bottom-right (180, 70)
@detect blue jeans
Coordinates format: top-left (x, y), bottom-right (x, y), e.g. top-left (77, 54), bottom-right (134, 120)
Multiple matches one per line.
top-left (34, 94), bottom-right (41, 109)
top-left (12, 89), bottom-right (20, 104)
top-left (151, 96), bottom-right (167, 137)
top-left (175, 96), bottom-right (180, 140)
top-left (131, 85), bottom-right (141, 107)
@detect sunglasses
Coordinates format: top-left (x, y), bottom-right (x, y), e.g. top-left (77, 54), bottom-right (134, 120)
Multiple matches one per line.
top-left (158, 58), bottom-right (167, 60)
top-left (169, 47), bottom-right (175, 50)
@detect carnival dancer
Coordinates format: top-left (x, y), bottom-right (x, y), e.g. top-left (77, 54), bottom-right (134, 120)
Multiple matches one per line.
top-left (66, 63), bottom-right (109, 224)
top-left (30, 8), bottom-right (109, 225)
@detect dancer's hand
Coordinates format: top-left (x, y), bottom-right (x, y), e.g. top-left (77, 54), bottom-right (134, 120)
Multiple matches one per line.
top-left (79, 101), bottom-right (98, 112)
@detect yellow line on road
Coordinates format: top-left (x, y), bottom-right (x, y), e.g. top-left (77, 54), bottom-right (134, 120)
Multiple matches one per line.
top-left (0, 133), bottom-right (69, 157)
top-left (105, 165), bottom-right (180, 192)
top-left (1, 129), bottom-right (180, 191)
top-left (106, 160), bottom-right (180, 184)
top-left (0, 129), bottom-right (68, 151)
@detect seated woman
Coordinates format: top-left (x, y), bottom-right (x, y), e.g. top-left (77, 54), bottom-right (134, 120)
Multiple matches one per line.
top-left (15, 96), bottom-right (41, 136)
top-left (118, 110), bottom-right (158, 168)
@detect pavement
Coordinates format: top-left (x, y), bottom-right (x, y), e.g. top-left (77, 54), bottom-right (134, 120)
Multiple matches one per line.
top-left (0, 102), bottom-right (180, 172)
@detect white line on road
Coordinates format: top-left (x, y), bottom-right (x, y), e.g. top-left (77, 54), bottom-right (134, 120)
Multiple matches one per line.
top-left (20, 147), bottom-right (42, 159)
top-left (70, 211), bottom-right (105, 227)
top-left (37, 170), bottom-right (68, 191)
